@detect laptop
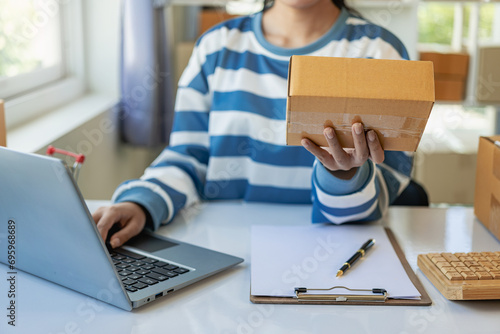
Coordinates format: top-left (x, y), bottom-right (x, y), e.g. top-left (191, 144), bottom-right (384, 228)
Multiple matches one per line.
top-left (0, 147), bottom-right (243, 310)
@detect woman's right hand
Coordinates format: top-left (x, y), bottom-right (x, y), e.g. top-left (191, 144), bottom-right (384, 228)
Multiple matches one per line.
top-left (92, 202), bottom-right (147, 248)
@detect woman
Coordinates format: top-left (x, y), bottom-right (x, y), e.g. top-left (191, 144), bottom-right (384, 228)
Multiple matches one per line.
top-left (93, 0), bottom-right (413, 248)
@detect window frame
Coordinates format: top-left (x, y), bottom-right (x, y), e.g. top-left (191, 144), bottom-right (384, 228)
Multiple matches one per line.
top-left (0, 65), bottom-right (65, 99)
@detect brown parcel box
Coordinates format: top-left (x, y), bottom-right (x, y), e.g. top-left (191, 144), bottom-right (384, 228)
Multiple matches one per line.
top-left (474, 136), bottom-right (500, 241)
top-left (476, 46), bottom-right (500, 103)
top-left (285, 56), bottom-right (435, 152)
top-left (419, 52), bottom-right (469, 101)
top-left (199, 10), bottom-right (238, 36)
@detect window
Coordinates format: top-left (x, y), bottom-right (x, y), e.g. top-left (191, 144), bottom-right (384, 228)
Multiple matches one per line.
top-left (1, 0), bottom-right (85, 129)
top-left (418, 2), bottom-right (497, 48)
top-left (418, 3), bottom-right (455, 46)
top-left (0, 0), bottom-right (63, 98)
top-left (417, 2), bottom-right (499, 134)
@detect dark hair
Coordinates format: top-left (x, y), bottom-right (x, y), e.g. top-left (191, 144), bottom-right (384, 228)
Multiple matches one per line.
top-left (263, 0), bottom-right (349, 11)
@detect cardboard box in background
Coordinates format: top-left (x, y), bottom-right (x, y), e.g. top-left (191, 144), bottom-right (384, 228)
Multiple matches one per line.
top-left (419, 52), bottom-right (469, 101)
top-left (474, 136), bottom-right (500, 241)
top-left (476, 46), bottom-right (500, 103)
top-left (285, 56), bottom-right (435, 152)
top-left (419, 52), bottom-right (469, 78)
top-left (434, 79), bottom-right (466, 101)
top-left (199, 9), bottom-right (238, 36)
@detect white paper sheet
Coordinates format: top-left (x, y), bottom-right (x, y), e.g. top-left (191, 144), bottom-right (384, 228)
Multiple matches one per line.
top-left (250, 224), bottom-right (420, 299)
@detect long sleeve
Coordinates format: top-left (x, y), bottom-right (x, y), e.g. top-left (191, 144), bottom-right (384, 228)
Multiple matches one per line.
top-left (311, 152), bottom-right (413, 223)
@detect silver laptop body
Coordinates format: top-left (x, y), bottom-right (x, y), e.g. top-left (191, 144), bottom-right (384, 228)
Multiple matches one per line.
top-left (0, 147), bottom-right (243, 310)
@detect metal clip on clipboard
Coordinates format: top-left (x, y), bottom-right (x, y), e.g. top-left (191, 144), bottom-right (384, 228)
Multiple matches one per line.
top-left (294, 286), bottom-right (387, 302)
top-left (46, 145), bottom-right (86, 183)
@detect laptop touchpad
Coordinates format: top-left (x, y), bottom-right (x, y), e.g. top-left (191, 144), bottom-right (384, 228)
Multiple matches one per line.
top-left (126, 234), bottom-right (178, 253)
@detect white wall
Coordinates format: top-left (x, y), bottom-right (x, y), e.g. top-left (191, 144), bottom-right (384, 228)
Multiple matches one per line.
top-left (353, 1), bottom-right (419, 60)
top-left (83, 0), bottom-right (121, 96)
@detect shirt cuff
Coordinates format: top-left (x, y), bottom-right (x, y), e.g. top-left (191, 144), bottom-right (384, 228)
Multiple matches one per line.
top-left (313, 161), bottom-right (372, 196)
top-left (113, 187), bottom-right (169, 231)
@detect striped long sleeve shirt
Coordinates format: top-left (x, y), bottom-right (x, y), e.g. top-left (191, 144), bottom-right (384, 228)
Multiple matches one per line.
top-left (112, 8), bottom-right (413, 230)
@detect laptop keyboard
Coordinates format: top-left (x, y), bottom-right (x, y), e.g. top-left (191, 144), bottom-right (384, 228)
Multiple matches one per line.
top-left (110, 248), bottom-right (190, 293)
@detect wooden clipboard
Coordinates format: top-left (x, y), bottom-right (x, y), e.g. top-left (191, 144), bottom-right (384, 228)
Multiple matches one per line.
top-left (250, 227), bottom-right (432, 306)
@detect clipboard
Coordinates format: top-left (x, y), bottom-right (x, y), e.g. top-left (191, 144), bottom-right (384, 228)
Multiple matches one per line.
top-left (250, 227), bottom-right (432, 306)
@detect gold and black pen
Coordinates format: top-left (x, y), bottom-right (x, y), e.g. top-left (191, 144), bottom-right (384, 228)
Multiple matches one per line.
top-left (336, 239), bottom-right (375, 278)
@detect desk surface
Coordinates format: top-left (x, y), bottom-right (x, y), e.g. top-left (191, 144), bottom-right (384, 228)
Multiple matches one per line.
top-left (1, 202), bottom-right (500, 334)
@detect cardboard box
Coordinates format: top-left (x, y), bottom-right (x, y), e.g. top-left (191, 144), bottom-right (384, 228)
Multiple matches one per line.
top-left (285, 56), bottom-right (435, 152)
top-left (419, 52), bottom-right (469, 78)
top-left (434, 79), bottom-right (466, 101)
top-left (476, 46), bottom-right (500, 103)
top-left (419, 52), bottom-right (469, 101)
top-left (199, 10), bottom-right (237, 36)
top-left (474, 136), bottom-right (500, 240)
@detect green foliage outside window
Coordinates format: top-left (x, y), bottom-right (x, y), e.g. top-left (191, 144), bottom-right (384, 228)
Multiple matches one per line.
top-left (0, 1), bottom-right (41, 78)
top-left (418, 3), bottom-right (495, 45)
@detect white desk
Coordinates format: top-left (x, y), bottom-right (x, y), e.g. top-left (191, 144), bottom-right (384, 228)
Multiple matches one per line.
top-left (1, 202), bottom-right (500, 334)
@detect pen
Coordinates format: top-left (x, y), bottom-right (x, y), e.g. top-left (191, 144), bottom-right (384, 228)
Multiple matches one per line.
top-left (336, 239), bottom-right (375, 278)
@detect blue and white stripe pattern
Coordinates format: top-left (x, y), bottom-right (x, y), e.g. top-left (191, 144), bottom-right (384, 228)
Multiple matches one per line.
top-left (112, 8), bottom-right (413, 230)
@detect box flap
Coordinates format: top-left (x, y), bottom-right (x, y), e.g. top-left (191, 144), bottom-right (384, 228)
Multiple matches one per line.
top-left (481, 135), bottom-right (500, 145)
